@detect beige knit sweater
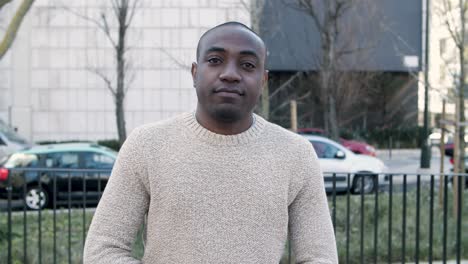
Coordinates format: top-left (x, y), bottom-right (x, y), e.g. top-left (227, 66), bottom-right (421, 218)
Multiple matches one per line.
top-left (83, 112), bottom-right (337, 264)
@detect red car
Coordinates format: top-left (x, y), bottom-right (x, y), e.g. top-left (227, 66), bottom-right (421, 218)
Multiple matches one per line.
top-left (297, 128), bottom-right (377, 156)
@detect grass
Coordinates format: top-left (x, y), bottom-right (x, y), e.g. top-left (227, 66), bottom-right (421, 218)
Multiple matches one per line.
top-left (1, 185), bottom-right (467, 263)
top-left (331, 184), bottom-right (468, 263)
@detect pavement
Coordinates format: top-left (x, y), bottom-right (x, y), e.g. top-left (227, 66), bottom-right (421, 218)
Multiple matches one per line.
top-left (377, 146), bottom-right (452, 175)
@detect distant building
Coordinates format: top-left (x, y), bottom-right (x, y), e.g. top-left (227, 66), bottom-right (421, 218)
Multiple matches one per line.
top-left (258, 0), bottom-right (423, 130)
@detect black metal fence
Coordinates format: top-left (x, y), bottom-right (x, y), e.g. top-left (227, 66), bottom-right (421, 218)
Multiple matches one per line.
top-left (1, 169), bottom-right (467, 264)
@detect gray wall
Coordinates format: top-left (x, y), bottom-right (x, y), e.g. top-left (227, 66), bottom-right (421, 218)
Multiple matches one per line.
top-left (260, 0), bottom-right (422, 72)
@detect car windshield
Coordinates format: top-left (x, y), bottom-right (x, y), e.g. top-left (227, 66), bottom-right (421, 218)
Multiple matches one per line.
top-left (0, 120), bottom-right (29, 144)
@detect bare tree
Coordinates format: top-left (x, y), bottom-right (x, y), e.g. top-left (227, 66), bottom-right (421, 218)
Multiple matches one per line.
top-left (64, 0), bottom-right (140, 144)
top-left (0, 0), bottom-right (34, 60)
top-left (285, 0), bottom-right (380, 140)
top-left (435, 0), bottom-right (467, 174)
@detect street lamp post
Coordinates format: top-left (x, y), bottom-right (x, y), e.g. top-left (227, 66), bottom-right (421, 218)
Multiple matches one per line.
top-left (421, 0), bottom-right (431, 168)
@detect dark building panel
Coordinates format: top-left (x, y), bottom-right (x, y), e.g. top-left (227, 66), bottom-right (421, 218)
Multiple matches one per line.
top-left (260, 0), bottom-right (422, 72)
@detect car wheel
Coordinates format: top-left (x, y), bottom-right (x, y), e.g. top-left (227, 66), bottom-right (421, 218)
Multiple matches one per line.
top-left (352, 174), bottom-right (376, 194)
top-left (24, 186), bottom-right (49, 210)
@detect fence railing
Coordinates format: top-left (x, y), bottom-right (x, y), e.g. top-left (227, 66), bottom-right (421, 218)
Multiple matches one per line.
top-left (0, 169), bottom-right (467, 264)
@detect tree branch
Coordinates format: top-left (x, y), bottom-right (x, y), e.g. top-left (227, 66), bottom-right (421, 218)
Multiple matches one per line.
top-left (0, 0), bottom-right (34, 60)
top-left (160, 48), bottom-right (191, 71)
top-left (126, 0), bottom-right (139, 29)
top-left (88, 67), bottom-right (117, 96)
top-left (268, 71), bottom-right (302, 100)
top-left (100, 13), bottom-right (118, 49)
top-left (0, 0), bottom-right (12, 10)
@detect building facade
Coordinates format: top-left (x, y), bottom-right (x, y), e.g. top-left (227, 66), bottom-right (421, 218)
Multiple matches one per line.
top-left (0, 0), bottom-right (250, 142)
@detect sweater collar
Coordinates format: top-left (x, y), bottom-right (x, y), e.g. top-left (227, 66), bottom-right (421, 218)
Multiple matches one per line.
top-left (182, 112), bottom-right (266, 146)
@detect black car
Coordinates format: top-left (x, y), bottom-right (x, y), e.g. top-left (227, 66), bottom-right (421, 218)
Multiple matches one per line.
top-left (0, 143), bottom-right (116, 210)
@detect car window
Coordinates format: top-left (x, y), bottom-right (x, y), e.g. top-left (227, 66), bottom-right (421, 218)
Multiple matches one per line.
top-left (46, 152), bottom-right (79, 169)
top-left (310, 141), bottom-right (340, 159)
top-left (83, 152), bottom-right (114, 169)
top-left (4, 153), bottom-right (39, 168)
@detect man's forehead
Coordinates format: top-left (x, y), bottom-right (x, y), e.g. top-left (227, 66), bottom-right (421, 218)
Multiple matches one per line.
top-left (199, 25), bottom-right (266, 57)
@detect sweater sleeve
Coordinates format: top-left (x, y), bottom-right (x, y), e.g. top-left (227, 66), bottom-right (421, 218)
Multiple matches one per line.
top-left (84, 127), bottom-right (150, 264)
top-left (288, 145), bottom-right (338, 264)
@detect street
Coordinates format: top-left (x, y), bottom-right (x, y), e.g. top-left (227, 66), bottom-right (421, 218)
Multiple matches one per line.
top-left (0, 147), bottom-right (456, 211)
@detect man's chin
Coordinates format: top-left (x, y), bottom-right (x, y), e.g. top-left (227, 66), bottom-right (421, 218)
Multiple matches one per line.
top-left (211, 106), bottom-right (243, 123)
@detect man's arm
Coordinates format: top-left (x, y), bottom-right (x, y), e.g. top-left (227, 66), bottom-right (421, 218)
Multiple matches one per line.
top-left (288, 146), bottom-right (338, 264)
top-left (84, 127), bottom-right (150, 263)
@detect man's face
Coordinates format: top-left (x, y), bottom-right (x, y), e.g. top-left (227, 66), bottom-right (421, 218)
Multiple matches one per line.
top-left (191, 26), bottom-right (268, 123)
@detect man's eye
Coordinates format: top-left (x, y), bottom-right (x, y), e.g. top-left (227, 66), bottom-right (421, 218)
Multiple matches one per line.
top-left (242, 62), bottom-right (256, 69)
top-left (207, 58), bottom-right (222, 64)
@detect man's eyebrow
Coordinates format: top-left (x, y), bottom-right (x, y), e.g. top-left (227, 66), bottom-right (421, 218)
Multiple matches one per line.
top-left (204, 46), bottom-right (226, 54)
top-left (239, 50), bottom-right (260, 60)
top-left (204, 47), bottom-right (260, 60)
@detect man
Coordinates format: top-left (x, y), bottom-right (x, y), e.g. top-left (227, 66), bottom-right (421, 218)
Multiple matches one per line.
top-left (84, 21), bottom-right (337, 263)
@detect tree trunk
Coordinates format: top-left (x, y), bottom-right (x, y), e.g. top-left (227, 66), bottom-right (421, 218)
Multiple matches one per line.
top-left (115, 0), bottom-right (128, 144)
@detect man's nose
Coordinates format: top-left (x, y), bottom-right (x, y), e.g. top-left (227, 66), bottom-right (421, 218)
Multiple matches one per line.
top-left (219, 62), bottom-right (241, 82)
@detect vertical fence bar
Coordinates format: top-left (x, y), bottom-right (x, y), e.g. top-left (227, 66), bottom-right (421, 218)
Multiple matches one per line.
top-left (443, 176), bottom-right (448, 263)
top-left (82, 172), bottom-right (87, 248)
top-left (98, 172), bottom-right (102, 201)
top-left (38, 173), bottom-right (42, 264)
top-left (388, 174), bottom-right (393, 264)
top-left (402, 174), bottom-right (407, 264)
top-left (429, 175), bottom-right (434, 263)
top-left (360, 175), bottom-right (364, 264)
top-left (7, 169), bottom-right (12, 264)
top-left (374, 175), bottom-right (379, 264)
top-left (23, 174), bottom-right (27, 264)
top-left (53, 172), bottom-right (57, 264)
top-left (68, 172), bottom-right (72, 264)
top-left (455, 175), bottom-right (462, 263)
top-left (332, 173), bottom-right (336, 231)
top-left (415, 174), bottom-right (420, 263)
top-left (346, 174), bottom-right (350, 264)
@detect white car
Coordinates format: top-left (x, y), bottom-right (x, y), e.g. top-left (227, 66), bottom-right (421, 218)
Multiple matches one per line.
top-left (302, 135), bottom-right (388, 194)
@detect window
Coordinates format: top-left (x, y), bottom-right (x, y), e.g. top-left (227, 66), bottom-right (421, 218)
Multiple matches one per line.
top-left (83, 152), bottom-right (114, 169)
top-left (46, 152), bottom-right (79, 169)
top-left (440, 38), bottom-right (446, 56)
top-left (310, 141), bottom-right (340, 159)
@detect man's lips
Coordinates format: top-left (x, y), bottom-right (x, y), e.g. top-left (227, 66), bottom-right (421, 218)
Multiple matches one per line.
top-left (213, 88), bottom-right (244, 96)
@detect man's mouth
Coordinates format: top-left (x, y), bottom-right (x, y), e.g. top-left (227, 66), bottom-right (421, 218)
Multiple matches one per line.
top-left (214, 88), bottom-right (244, 96)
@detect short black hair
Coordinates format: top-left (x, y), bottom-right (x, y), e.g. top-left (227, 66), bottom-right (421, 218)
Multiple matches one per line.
top-left (196, 21), bottom-right (264, 62)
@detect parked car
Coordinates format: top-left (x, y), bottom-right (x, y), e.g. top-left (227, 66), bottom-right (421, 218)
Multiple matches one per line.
top-left (428, 128), bottom-right (453, 146)
top-left (0, 143), bottom-right (117, 210)
top-left (0, 119), bottom-right (32, 160)
top-left (297, 128), bottom-right (377, 156)
top-left (301, 135), bottom-right (388, 194)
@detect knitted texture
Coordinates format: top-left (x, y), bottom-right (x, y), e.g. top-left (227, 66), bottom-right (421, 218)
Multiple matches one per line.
top-left (83, 112), bottom-right (338, 264)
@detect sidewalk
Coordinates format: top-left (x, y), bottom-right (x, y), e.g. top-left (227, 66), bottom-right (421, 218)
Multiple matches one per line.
top-left (377, 147), bottom-right (452, 175)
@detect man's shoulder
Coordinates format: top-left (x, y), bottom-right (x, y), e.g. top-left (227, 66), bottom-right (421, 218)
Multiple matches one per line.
top-left (261, 118), bottom-right (311, 149)
top-left (128, 112), bottom-right (188, 140)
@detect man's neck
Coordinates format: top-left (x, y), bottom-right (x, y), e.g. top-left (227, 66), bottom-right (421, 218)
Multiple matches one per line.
top-left (195, 109), bottom-right (254, 135)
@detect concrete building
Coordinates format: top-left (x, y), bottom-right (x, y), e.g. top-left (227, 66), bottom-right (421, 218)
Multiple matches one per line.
top-left (0, 0), bottom-right (249, 142)
top-left (427, 0), bottom-right (461, 123)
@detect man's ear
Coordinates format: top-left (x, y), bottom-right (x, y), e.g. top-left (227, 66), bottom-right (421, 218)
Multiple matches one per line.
top-left (262, 70), bottom-right (269, 87)
top-left (191, 62), bottom-right (198, 87)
